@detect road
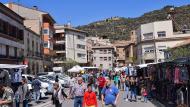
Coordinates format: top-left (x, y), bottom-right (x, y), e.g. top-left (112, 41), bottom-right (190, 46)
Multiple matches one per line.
top-left (30, 91), bottom-right (164, 107)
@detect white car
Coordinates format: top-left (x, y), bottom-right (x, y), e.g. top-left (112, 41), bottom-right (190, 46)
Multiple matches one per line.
top-left (22, 74), bottom-right (48, 98)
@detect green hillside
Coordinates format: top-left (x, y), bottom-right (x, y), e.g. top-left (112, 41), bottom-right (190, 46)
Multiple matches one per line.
top-left (77, 5), bottom-right (190, 41)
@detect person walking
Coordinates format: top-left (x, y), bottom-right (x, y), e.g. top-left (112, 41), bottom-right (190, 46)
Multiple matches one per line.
top-left (124, 76), bottom-right (130, 102)
top-left (32, 77), bottom-right (41, 103)
top-left (21, 78), bottom-right (29, 107)
top-left (72, 77), bottom-right (87, 107)
top-left (130, 77), bottom-right (137, 102)
top-left (120, 74), bottom-right (126, 91)
top-left (97, 73), bottom-right (106, 100)
top-left (113, 73), bottom-right (119, 89)
top-left (52, 82), bottom-right (68, 107)
top-left (101, 78), bottom-right (119, 107)
top-left (0, 84), bottom-right (14, 107)
top-left (14, 83), bottom-right (23, 107)
top-left (83, 84), bottom-right (97, 107)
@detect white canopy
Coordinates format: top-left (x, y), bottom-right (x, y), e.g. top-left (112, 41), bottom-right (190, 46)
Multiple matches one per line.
top-left (0, 64), bottom-right (28, 69)
top-left (68, 65), bottom-right (84, 73)
top-left (136, 64), bottom-right (148, 69)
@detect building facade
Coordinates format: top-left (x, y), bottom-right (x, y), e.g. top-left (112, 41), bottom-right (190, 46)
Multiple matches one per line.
top-left (86, 37), bottom-right (112, 66)
top-left (92, 46), bottom-right (115, 70)
top-left (24, 28), bottom-right (43, 74)
top-left (53, 25), bottom-right (87, 69)
top-left (136, 20), bottom-right (190, 64)
top-left (115, 46), bottom-right (126, 67)
top-left (6, 3), bottom-right (56, 72)
top-left (0, 3), bottom-right (24, 64)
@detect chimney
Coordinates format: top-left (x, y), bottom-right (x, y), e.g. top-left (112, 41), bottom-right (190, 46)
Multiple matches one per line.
top-left (33, 6), bottom-right (38, 10)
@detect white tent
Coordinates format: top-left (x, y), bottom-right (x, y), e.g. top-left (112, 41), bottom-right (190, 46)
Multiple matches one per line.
top-left (68, 65), bottom-right (84, 73)
top-left (0, 64), bottom-right (28, 69)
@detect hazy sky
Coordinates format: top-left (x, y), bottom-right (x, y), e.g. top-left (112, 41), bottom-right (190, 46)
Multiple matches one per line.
top-left (1, 0), bottom-right (190, 26)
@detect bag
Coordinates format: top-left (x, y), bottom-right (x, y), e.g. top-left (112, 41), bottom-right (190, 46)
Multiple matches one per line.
top-left (61, 89), bottom-right (68, 98)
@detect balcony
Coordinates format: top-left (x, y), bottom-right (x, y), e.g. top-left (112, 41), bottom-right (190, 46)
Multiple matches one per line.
top-left (26, 51), bottom-right (42, 58)
top-left (55, 50), bottom-right (66, 54)
top-left (0, 54), bottom-right (24, 61)
top-left (143, 52), bottom-right (155, 60)
top-left (55, 40), bottom-right (65, 44)
top-left (53, 57), bottom-right (66, 64)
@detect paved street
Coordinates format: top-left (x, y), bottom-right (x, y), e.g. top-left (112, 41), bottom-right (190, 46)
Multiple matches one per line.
top-left (31, 91), bottom-right (164, 107)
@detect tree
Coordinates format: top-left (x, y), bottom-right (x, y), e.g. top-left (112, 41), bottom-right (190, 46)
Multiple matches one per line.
top-left (63, 58), bottom-right (78, 70)
top-left (167, 46), bottom-right (190, 60)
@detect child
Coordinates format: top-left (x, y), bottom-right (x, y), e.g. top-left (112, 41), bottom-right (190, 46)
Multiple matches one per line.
top-left (142, 87), bottom-right (148, 103)
top-left (83, 84), bottom-right (97, 107)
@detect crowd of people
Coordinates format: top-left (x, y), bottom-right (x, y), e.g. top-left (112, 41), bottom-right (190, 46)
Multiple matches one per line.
top-left (0, 69), bottom-right (155, 107)
top-left (51, 70), bottom-right (154, 107)
top-left (0, 76), bottom-right (42, 107)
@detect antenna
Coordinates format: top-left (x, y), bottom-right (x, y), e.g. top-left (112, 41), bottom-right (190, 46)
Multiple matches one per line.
top-left (17, 0), bottom-right (20, 14)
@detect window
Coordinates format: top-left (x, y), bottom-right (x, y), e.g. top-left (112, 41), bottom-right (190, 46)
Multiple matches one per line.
top-left (43, 29), bottom-right (49, 35)
top-left (157, 31), bottom-right (166, 37)
top-left (100, 57), bottom-right (103, 61)
top-left (104, 50), bottom-right (107, 54)
top-left (0, 45), bottom-right (6, 56)
top-left (100, 50), bottom-right (103, 54)
top-left (108, 49), bottom-right (112, 54)
top-left (77, 44), bottom-right (85, 49)
top-left (108, 57), bottom-right (112, 61)
top-left (158, 46), bottom-right (166, 52)
top-left (77, 35), bottom-right (85, 40)
top-left (6, 45), bottom-right (9, 57)
top-left (44, 41), bottom-right (49, 48)
top-left (0, 19), bottom-right (3, 33)
top-left (104, 57), bottom-right (107, 61)
top-left (27, 38), bottom-right (30, 52)
top-left (36, 42), bottom-right (39, 53)
top-left (77, 53), bottom-right (86, 58)
top-left (18, 30), bottom-right (24, 40)
top-left (14, 47), bottom-right (17, 57)
top-left (144, 46), bottom-right (154, 53)
top-left (143, 32), bottom-right (153, 40)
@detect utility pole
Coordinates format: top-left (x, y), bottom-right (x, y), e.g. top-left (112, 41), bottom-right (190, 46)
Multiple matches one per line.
top-left (154, 35), bottom-right (157, 63)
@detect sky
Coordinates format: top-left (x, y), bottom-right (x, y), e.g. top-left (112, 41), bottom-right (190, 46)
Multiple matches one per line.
top-left (1, 0), bottom-right (190, 26)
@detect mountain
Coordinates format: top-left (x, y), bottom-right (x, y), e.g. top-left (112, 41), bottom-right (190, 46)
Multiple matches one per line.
top-left (77, 5), bottom-right (190, 41)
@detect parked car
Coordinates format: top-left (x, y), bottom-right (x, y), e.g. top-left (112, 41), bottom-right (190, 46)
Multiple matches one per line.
top-left (42, 75), bottom-right (70, 88)
top-left (38, 76), bottom-right (53, 93)
top-left (22, 74), bottom-right (48, 98)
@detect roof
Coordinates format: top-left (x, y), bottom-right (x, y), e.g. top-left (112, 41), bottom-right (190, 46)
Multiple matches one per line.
top-left (55, 25), bottom-right (87, 34)
top-left (0, 64), bottom-right (27, 69)
top-left (173, 39), bottom-right (190, 48)
top-left (64, 27), bottom-right (87, 34)
top-left (92, 45), bottom-right (114, 49)
top-left (6, 2), bottom-right (55, 23)
top-left (0, 3), bottom-right (24, 23)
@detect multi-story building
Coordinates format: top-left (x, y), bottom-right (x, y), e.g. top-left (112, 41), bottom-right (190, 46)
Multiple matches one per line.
top-left (0, 3), bottom-right (25, 64)
top-left (86, 37), bottom-right (112, 66)
top-left (113, 30), bottom-right (137, 66)
top-left (92, 46), bottom-right (115, 70)
top-left (6, 3), bottom-right (56, 72)
top-left (53, 25), bottom-right (87, 69)
top-left (136, 20), bottom-right (190, 64)
top-left (24, 28), bottom-right (43, 74)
